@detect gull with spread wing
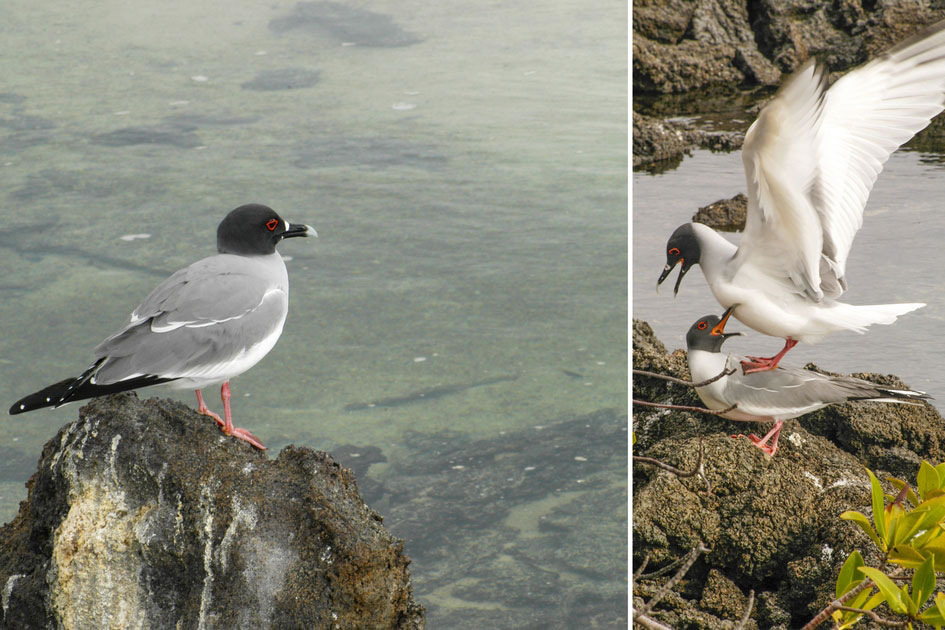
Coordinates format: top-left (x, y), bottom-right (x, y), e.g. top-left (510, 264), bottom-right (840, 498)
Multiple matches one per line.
top-left (659, 20), bottom-right (945, 372)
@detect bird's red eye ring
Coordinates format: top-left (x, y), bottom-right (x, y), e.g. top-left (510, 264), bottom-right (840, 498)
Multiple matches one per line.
top-left (266, 219), bottom-right (279, 231)
top-left (669, 247), bottom-right (680, 256)
top-left (697, 321), bottom-right (707, 330)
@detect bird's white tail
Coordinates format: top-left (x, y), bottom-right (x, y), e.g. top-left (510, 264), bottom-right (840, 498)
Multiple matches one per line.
top-left (822, 302), bottom-right (925, 334)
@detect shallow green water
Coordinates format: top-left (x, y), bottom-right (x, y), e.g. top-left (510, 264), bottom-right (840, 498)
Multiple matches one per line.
top-left (0, 0), bottom-right (627, 626)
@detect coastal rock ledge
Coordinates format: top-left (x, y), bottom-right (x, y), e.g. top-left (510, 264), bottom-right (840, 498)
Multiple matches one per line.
top-left (0, 393), bottom-right (425, 629)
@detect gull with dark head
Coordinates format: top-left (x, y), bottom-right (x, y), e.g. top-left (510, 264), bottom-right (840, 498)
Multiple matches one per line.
top-left (9, 203), bottom-right (317, 450)
top-left (659, 20), bottom-right (945, 372)
top-left (686, 307), bottom-right (931, 456)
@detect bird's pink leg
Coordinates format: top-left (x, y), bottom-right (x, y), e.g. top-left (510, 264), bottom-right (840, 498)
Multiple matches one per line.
top-left (740, 338), bottom-right (798, 374)
top-left (218, 381), bottom-right (267, 450)
top-left (195, 389), bottom-right (225, 428)
top-left (732, 420), bottom-right (783, 456)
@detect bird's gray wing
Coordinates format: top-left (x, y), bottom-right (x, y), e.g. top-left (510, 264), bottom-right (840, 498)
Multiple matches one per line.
top-left (722, 360), bottom-right (876, 417)
top-left (91, 260), bottom-right (287, 384)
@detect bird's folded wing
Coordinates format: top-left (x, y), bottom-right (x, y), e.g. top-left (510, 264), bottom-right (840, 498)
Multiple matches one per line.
top-left (91, 268), bottom-right (287, 382)
top-left (736, 18), bottom-right (945, 301)
top-left (723, 364), bottom-right (839, 416)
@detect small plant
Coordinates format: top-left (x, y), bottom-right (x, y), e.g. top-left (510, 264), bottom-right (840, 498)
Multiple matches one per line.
top-left (817, 462), bottom-right (945, 629)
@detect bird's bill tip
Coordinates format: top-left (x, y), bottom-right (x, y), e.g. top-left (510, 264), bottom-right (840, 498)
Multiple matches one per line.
top-left (284, 223), bottom-right (318, 238)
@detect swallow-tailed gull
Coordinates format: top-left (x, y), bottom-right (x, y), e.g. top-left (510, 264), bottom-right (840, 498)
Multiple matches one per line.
top-left (9, 203), bottom-right (317, 450)
top-left (658, 20), bottom-right (945, 371)
top-left (686, 306), bottom-right (931, 455)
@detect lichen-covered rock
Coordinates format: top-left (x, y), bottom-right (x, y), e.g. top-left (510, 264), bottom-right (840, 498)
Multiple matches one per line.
top-left (632, 113), bottom-right (744, 172)
top-left (631, 1), bottom-right (945, 171)
top-left (0, 393), bottom-right (425, 629)
top-left (692, 193), bottom-right (748, 232)
top-left (632, 318), bottom-right (945, 627)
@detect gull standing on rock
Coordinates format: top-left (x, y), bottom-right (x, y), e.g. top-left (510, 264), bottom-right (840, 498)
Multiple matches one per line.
top-left (9, 204), bottom-right (317, 450)
top-left (686, 307), bottom-right (931, 456)
top-left (658, 20), bottom-right (945, 372)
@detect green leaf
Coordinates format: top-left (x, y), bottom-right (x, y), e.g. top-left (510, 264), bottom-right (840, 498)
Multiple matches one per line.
top-left (915, 496), bottom-right (945, 532)
top-left (841, 510), bottom-right (882, 549)
top-left (888, 544), bottom-right (928, 568)
top-left (901, 585), bottom-right (918, 616)
top-left (921, 592), bottom-right (945, 626)
top-left (836, 551), bottom-right (865, 597)
top-left (919, 461), bottom-right (939, 499)
top-left (868, 469), bottom-right (888, 546)
top-left (895, 509), bottom-right (932, 547)
top-left (914, 555), bottom-right (936, 608)
top-left (859, 567), bottom-right (906, 613)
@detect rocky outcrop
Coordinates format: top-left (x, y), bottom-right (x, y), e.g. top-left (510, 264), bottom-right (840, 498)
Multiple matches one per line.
top-left (632, 319), bottom-right (945, 628)
top-left (692, 193), bottom-right (747, 232)
top-left (632, 1), bottom-right (945, 169)
top-left (0, 393), bottom-right (424, 629)
top-left (633, 0), bottom-right (945, 94)
top-left (633, 113), bottom-right (743, 172)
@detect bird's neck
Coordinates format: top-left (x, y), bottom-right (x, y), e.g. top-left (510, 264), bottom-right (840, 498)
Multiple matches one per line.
top-left (692, 224), bottom-right (737, 277)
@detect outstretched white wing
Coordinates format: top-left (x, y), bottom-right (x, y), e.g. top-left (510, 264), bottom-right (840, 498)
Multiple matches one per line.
top-left (735, 20), bottom-right (945, 301)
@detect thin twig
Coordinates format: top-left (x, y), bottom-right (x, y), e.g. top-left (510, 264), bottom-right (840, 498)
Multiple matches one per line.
top-left (633, 554), bottom-right (651, 581)
top-left (633, 437), bottom-right (706, 479)
top-left (735, 589), bottom-right (755, 630)
top-left (633, 367), bottom-right (735, 388)
top-left (633, 613), bottom-right (674, 630)
top-left (834, 606), bottom-right (908, 627)
top-left (801, 567), bottom-right (904, 629)
top-left (634, 543), bottom-right (710, 619)
top-left (632, 399), bottom-right (738, 416)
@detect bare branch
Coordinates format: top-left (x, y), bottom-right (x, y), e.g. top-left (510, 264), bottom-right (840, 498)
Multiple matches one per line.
top-left (633, 367), bottom-right (735, 388)
top-left (834, 606), bottom-right (908, 627)
top-left (632, 399), bottom-right (738, 417)
top-left (802, 567), bottom-right (903, 629)
top-left (634, 543), bottom-right (710, 620)
top-left (633, 613), bottom-right (674, 630)
top-left (633, 554), bottom-right (651, 581)
top-left (735, 590), bottom-right (755, 630)
top-left (633, 438), bottom-right (706, 479)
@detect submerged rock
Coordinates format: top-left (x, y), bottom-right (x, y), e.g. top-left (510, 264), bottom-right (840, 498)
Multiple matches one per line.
top-left (632, 319), bottom-right (945, 627)
top-left (0, 393), bottom-right (424, 629)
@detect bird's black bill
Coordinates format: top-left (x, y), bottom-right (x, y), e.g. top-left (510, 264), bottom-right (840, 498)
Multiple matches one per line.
top-left (283, 223), bottom-right (318, 239)
top-left (656, 261), bottom-right (689, 296)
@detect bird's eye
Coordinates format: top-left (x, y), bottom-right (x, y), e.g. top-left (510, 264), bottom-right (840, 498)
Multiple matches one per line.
top-left (697, 321), bottom-right (707, 330)
top-left (266, 219), bottom-right (279, 231)
top-left (669, 247), bottom-right (680, 257)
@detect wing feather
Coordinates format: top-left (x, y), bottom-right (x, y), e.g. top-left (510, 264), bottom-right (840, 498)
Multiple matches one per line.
top-left (736, 19), bottom-right (945, 300)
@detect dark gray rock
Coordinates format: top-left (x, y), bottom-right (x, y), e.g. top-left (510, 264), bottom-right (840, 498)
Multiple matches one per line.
top-left (0, 393), bottom-right (425, 629)
top-left (269, 2), bottom-right (421, 48)
top-left (692, 193), bottom-right (747, 232)
top-left (632, 113), bottom-right (743, 173)
top-left (632, 318), bottom-right (945, 627)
